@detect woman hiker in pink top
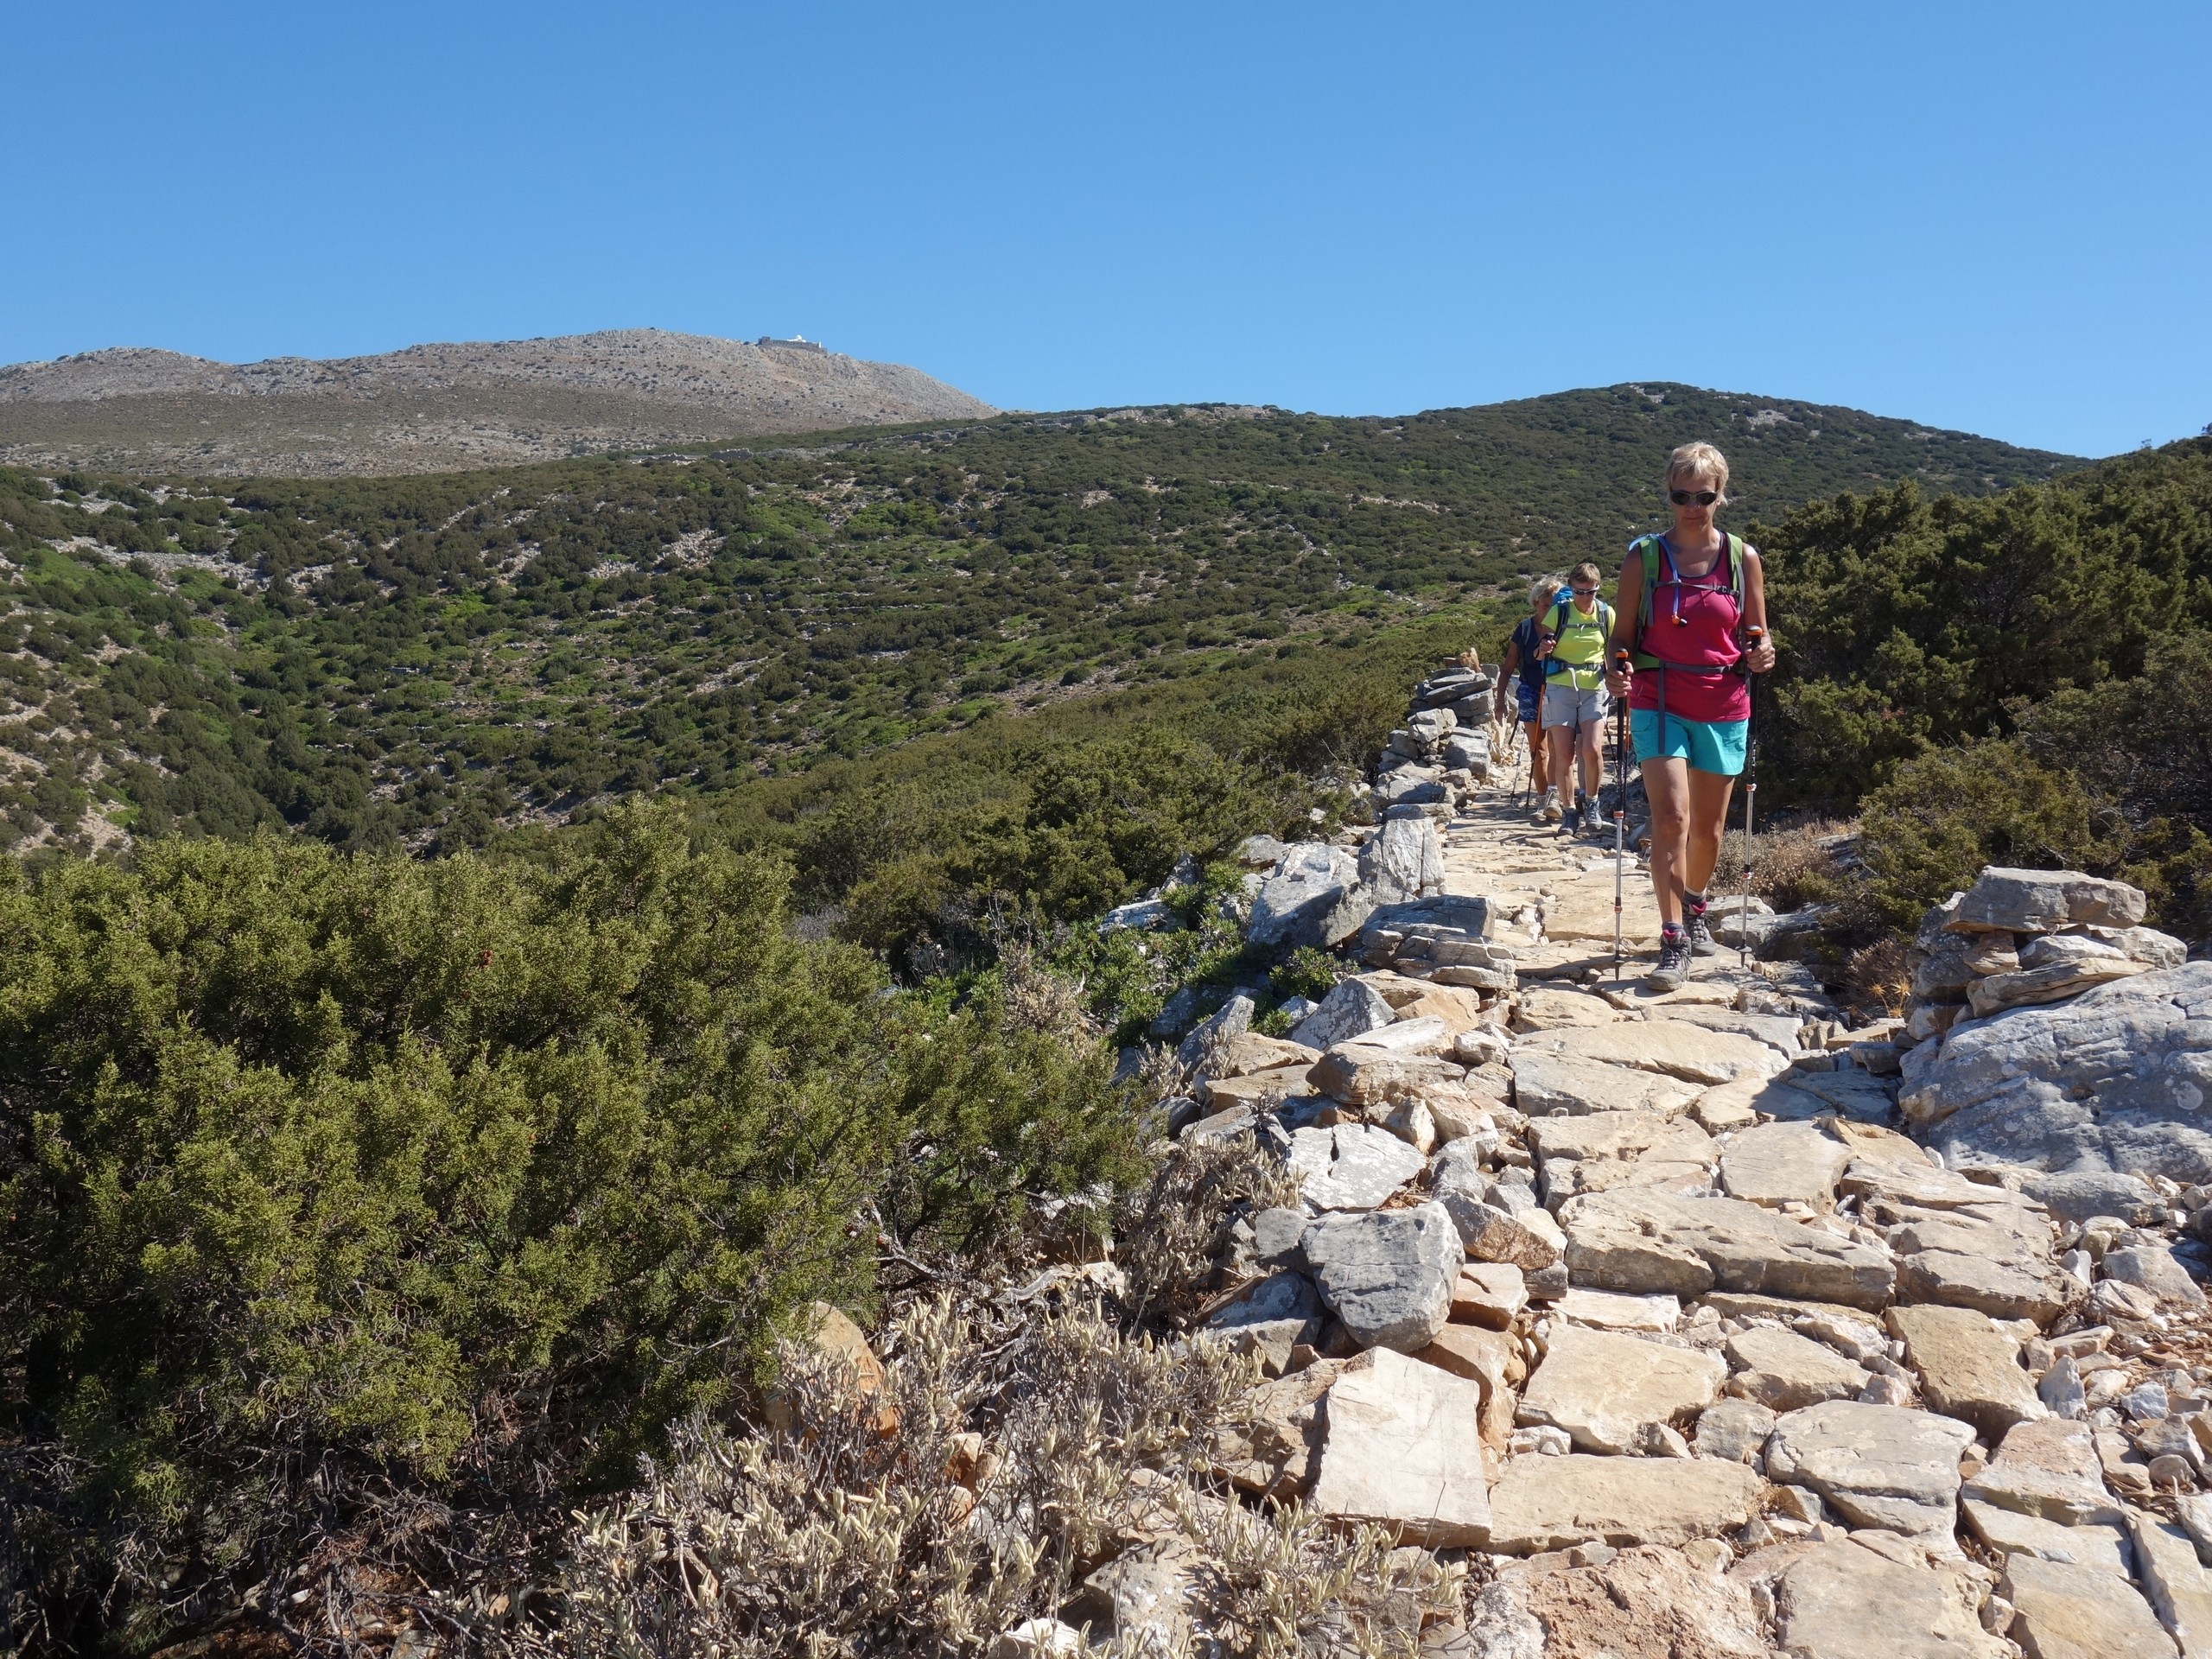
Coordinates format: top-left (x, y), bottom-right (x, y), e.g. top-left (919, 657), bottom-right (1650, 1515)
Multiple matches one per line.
top-left (1604, 442), bottom-right (1777, 990)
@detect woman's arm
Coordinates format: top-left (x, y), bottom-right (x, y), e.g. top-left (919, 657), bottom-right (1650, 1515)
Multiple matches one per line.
top-left (1492, 634), bottom-right (1522, 715)
top-left (1741, 547), bottom-right (1776, 672)
top-left (1604, 549), bottom-right (1643, 695)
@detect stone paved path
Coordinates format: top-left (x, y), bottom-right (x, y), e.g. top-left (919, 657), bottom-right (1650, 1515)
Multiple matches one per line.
top-left (1002, 669), bottom-right (2212, 1655)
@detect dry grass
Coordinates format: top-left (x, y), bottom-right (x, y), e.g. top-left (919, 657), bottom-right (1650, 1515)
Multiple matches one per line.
top-left (1113, 1135), bottom-right (1305, 1331)
top-left (1845, 934), bottom-right (1912, 1019)
top-left (1713, 816), bottom-right (1856, 912)
top-left (560, 1291), bottom-right (1451, 1657)
top-left (995, 938), bottom-right (1102, 1046)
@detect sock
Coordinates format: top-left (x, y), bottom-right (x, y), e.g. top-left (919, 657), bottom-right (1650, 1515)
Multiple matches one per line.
top-left (1662, 923), bottom-right (1685, 943)
top-left (1684, 891), bottom-right (1708, 915)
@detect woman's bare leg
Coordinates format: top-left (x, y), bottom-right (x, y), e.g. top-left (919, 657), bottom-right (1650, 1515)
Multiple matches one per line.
top-left (1575, 720), bottom-right (1603, 803)
top-left (1546, 723), bottom-right (1574, 803)
top-left (1642, 756), bottom-right (1691, 925)
top-left (1684, 767), bottom-right (1739, 899)
top-left (1523, 719), bottom-right (1549, 794)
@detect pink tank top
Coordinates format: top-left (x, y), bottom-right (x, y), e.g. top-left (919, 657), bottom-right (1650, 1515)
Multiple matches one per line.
top-left (1626, 535), bottom-right (1750, 724)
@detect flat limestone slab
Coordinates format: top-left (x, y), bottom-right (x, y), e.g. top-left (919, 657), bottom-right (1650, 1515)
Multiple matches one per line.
top-left (1307, 1346), bottom-right (1492, 1547)
top-left (1520, 1021), bottom-right (1789, 1086)
top-left (1962, 1501), bottom-right (2132, 1577)
top-left (1540, 872), bottom-right (1662, 945)
top-left (1650, 1002), bottom-right (1807, 1051)
top-left (1723, 1325), bottom-right (1868, 1411)
top-left (1529, 1109), bottom-right (1714, 1168)
top-left (1886, 1304), bottom-right (2047, 1441)
top-left (1554, 1287), bottom-right (1681, 1332)
top-left (2132, 1508), bottom-right (2212, 1659)
top-left (1964, 1419), bottom-right (2126, 1526)
top-left (1516, 1325), bottom-right (1725, 1452)
top-left (1770, 1538), bottom-right (2010, 1659)
top-left (1764, 1400), bottom-right (1976, 1537)
top-left (1510, 987), bottom-right (1625, 1031)
top-left (1719, 1121), bottom-right (1853, 1211)
top-left (1563, 1188), bottom-right (1896, 1311)
top-left (1892, 1248), bottom-right (2079, 1327)
top-left (1510, 1051), bottom-right (1699, 1117)
top-left (1484, 1453), bottom-right (1760, 1553)
top-left (2002, 1552), bottom-right (2178, 1659)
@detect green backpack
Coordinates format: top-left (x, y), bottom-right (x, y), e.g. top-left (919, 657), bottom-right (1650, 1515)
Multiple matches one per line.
top-left (1630, 533), bottom-right (1745, 669)
top-left (1542, 594), bottom-right (1613, 680)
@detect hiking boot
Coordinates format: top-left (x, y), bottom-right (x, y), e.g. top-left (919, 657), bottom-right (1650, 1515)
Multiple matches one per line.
top-left (1647, 931), bottom-right (1692, 992)
top-left (1684, 907), bottom-right (1721, 956)
top-left (1541, 789), bottom-right (1563, 824)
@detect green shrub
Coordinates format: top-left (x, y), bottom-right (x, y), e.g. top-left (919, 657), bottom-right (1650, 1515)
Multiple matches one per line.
top-left (1857, 740), bottom-right (2112, 926)
top-left (0, 804), bottom-right (1141, 1651)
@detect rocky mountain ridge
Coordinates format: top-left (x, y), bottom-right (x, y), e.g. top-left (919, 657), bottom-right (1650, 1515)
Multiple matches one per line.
top-left (0, 328), bottom-right (994, 476)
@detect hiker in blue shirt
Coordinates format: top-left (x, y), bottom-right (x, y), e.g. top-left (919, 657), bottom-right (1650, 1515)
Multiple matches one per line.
top-left (1492, 574), bottom-right (1564, 818)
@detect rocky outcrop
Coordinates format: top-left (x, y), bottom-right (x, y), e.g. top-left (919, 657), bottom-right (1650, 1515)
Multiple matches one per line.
top-left (1903, 959), bottom-right (2212, 1184)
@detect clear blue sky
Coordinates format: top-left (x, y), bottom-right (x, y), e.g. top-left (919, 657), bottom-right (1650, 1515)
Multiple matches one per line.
top-left (10, 2), bottom-right (2208, 457)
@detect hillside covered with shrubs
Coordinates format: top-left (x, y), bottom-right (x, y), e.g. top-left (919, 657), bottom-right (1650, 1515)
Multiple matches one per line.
top-left (0, 385), bottom-right (2067, 855)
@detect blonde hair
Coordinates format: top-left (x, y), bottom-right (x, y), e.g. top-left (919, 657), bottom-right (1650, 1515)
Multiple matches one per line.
top-left (1567, 561), bottom-right (1601, 586)
top-left (1527, 573), bottom-right (1565, 610)
top-left (1667, 442), bottom-right (1731, 502)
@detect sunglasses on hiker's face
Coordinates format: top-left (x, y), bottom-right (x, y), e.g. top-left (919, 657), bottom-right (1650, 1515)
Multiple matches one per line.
top-left (1669, 488), bottom-right (1719, 506)
top-left (1570, 585), bottom-right (1599, 595)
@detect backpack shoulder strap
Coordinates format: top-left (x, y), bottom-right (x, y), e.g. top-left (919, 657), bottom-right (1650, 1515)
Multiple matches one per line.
top-left (1726, 534), bottom-right (1745, 601)
top-left (1633, 535), bottom-right (1666, 632)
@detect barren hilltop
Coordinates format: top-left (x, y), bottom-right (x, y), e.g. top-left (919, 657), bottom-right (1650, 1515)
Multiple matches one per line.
top-left (0, 327), bottom-right (995, 476)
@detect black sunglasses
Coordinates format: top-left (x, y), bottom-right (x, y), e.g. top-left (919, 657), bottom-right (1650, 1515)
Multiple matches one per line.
top-left (1669, 488), bottom-right (1719, 506)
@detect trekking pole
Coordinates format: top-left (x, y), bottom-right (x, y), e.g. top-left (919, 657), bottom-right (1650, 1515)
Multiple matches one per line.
top-left (1612, 652), bottom-right (1635, 976)
top-left (1738, 630), bottom-right (1765, 969)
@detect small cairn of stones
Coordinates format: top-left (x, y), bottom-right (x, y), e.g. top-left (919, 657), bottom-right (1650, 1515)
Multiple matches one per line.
top-left (1901, 867), bottom-right (2187, 1044)
top-left (1367, 660), bottom-right (1494, 813)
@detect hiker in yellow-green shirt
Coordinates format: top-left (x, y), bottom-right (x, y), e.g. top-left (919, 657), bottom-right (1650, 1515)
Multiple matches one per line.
top-left (1531, 560), bottom-right (1613, 835)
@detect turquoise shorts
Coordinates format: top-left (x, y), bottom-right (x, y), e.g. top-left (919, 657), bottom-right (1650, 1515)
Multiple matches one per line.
top-left (1631, 709), bottom-right (1748, 776)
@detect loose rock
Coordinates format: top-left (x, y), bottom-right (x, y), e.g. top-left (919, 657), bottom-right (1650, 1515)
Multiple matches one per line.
top-left (1516, 1325), bottom-right (1726, 1453)
top-left (1288, 977), bottom-right (1397, 1052)
top-left (1302, 1204), bottom-right (1461, 1352)
top-left (1763, 1400), bottom-right (1978, 1537)
top-left (1287, 1122), bottom-right (1425, 1211)
top-left (1306, 1346), bottom-right (1493, 1547)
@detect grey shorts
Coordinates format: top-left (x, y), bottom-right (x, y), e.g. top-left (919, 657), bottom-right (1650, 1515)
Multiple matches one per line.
top-left (1541, 681), bottom-right (1611, 731)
